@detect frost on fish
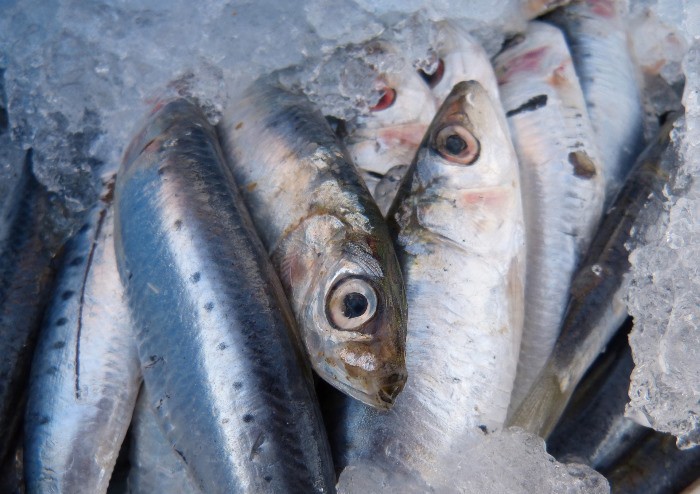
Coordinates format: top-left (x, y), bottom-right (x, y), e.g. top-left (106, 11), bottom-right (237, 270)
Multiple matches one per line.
top-left (625, 43), bottom-right (700, 449)
top-left (333, 81), bottom-right (524, 479)
top-left (337, 428), bottom-right (609, 493)
top-left (220, 81), bottom-right (407, 410)
top-left (494, 21), bottom-right (606, 413)
top-left (547, 0), bottom-right (645, 205)
top-left (24, 183), bottom-right (141, 494)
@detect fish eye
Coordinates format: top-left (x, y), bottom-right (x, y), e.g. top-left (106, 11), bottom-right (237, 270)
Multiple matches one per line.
top-left (370, 88), bottom-right (396, 112)
top-left (434, 124), bottom-right (480, 165)
top-left (418, 59), bottom-right (445, 88)
top-left (326, 277), bottom-right (378, 331)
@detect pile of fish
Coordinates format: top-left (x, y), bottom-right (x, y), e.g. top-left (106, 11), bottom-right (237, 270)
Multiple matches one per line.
top-left (0, 0), bottom-right (697, 492)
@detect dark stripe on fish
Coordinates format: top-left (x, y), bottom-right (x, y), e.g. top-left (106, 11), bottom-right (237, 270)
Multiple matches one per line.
top-left (506, 94), bottom-right (548, 117)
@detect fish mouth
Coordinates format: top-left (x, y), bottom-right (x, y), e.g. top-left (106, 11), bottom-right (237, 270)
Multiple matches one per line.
top-left (331, 372), bottom-right (407, 410)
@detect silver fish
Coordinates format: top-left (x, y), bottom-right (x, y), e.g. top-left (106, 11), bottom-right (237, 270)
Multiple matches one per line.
top-left (115, 99), bottom-right (335, 493)
top-left (127, 387), bottom-right (200, 494)
top-left (548, 0), bottom-right (645, 204)
top-left (508, 116), bottom-right (680, 438)
top-left (494, 21), bottom-right (606, 413)
top-left (25, 182), bottom-right (141, 494)
top-left (334, 81), bottom-right (525, 478)
top-left (220, 81), bottom-right (408, 409)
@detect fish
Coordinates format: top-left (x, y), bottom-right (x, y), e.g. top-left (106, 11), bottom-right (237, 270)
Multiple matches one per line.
top-left (0, 150), bottom-right (63, 465)
top-left (508, 115), bottom-right (680, 438)
top-left (343, 42), bottom-right (437, 198)
top-left (422, 21), bottom-right (501, 107)
top-left (605, 431), bottom-right (700, 494)
top-left (114, 98), bottom-right (336, 493)
top-left (493, 21), bottom-right (606, 413)
top-left (24, 180), bottom-right (141, 494)
top-left (219, 81), bottom-right (408, 409)
top-left (127, 387), bottom-right (200, 494)
top-left (547, 326), bottom-right (649, 472)
top-left (374, 164), bottom-right (408, 216)
top-left (332, 81), bottom-right (525, 478)
top-left (547, 0), bottom-right (645, 204)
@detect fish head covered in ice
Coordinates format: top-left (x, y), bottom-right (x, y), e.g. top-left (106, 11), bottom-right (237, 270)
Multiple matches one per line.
top-left (345, 42), bottom-right (437, 179)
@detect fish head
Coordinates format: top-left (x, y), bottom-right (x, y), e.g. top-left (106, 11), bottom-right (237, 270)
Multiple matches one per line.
top-left (412, 80), bottom-right (516, 191)
top-left (282, 214), bottom-right (407, 410)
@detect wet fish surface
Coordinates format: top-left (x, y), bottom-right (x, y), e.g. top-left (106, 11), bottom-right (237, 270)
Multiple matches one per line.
top-left (24, 182), bottom-right (141, 494)
top-left (333, 81), bottom-right (525, 479)
top-left (494, 21), bottom-right (606, 413)
top-left (220, 81), bottom-right (407, 409)
top-left (127, 387), bottom-right (200, 494)
top-left (115, 99), bottom-right (336, 493)
top-left (547, 0), bottom-right (645, 204)
top-left (508, 116), bottom-right (680, 438)
top-left (0, 151), bottom-right (63, 466)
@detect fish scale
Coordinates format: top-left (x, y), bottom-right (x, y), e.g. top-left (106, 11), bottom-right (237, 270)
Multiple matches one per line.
top-left (115, 99), bottom-right (335, 493)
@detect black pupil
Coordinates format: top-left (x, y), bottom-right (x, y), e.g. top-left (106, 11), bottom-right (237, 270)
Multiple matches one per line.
top-left (445, 135), bottom-right (467, 155)
top-left (343, 292), bottom-right (368, 319)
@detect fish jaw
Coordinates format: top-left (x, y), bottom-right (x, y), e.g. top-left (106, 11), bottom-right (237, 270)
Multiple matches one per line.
top-left (275, 214), bottom-right (407, 409)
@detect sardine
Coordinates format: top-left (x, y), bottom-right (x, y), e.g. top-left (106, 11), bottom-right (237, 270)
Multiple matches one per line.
top-left (127, 387), bottom-right (200, 494)
top-left (547, 0), bottom-right (645, 204)
top-left (115, 99), bottom-right (336, 493)
top-left (494, 21), bottom-right (606, 413)
top-left (333, 81), bottom-right (525, 477)
top-left (220, 81), bottom-right (408, 409)
top-left (0, 151), bottom-right (62, 464)
top-left (547, 327), bottom-right (648, 472)
top-left (24, 181), bottom-right (141, 494)
top-left (508, 116), bottom-right (680, 438)
top-left (343, 43), bottom-right (436, 198)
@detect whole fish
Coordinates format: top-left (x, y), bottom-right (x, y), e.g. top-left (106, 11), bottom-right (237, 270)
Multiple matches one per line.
top-left (343, 43), bottom-right (436, 198)
top-left (333, 81), bottom-right (525, 478)
top-left (494, 21), bottom-right (606, 413)
top-left (220, 81), bottom-right (408, 409)
top-left (547, 327), bottom-right (648, 472)
top-left (127, 387), bottom-right (200, 494)
top-left (0, 151), bottom-right (63, 465)
top-left (547, 0), bottom-right (645, 204)
top-left (606, 431), bottom-right (700, 494)
top-left (508, 116), bottom-right (679, 438)
top-left (423, 21), bottom-right (501, 107)
top-left (24, 181), bottom-right (141, 494)
top-left (115, 99), bottom-right (336, 493)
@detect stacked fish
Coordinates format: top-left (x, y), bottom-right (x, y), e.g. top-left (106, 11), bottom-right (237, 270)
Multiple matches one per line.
top-left (1, 0), bottom-right (696, 492)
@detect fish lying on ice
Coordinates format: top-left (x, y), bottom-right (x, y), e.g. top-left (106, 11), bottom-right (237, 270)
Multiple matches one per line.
top-left (494, 21), bottom-right (606, 413)
top-left (115, 98), bottom-right (336, 493)
top-left (24, 181), bottom-right (141, 494)
top-left (220, 81), bottom-right (408, 409)
top-left (333, 81), bottom-right (525, 479)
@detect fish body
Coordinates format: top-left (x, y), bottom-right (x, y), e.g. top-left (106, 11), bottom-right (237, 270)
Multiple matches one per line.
top-left (127, 387), bottom-right (200, 494)
top-left (115, 99), bottom-right (335, 493)
top-left (548, 0), bottom-right (645, 203)
top-left (0, 151), bottom-right (62, 464)
top-left (334, 81), bottom-right (525, 478)
top-left (343, 44), bottom-right (436, 198)
top-left (24, 185), bottom-right (141, 494)
top-left (494, 21), bottom-right (606, 412)
top-left (220, 82), bottom-right (407, 409)
top-left (508, 116), bottom-right (680, 438)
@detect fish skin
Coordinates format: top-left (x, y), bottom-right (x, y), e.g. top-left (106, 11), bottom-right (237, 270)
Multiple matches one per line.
top-left (374, 164), bottom-right (409, 216)
top-left (24, 182), bottom-right (141, 494)
top-left (547, 327), bottom-right (649, 472)
top-left (332, 81), bottom-right (525, 478)
top-left (220, 81), bottom-right (408, 410)
top-left (115, 99), bottom-right (336, 493)
top-left (547, 0), bottom-right (645, 205)
top-left (508, 116), bottom-right (680, 439)
top-left (0, 151), bottom-right (63, 465)
top-left (127, 387), bottom-right (200, 494)
top-left (494, 21), bottom-right (606, 414)
top-left (343, 41), bottom-right (437, 197)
